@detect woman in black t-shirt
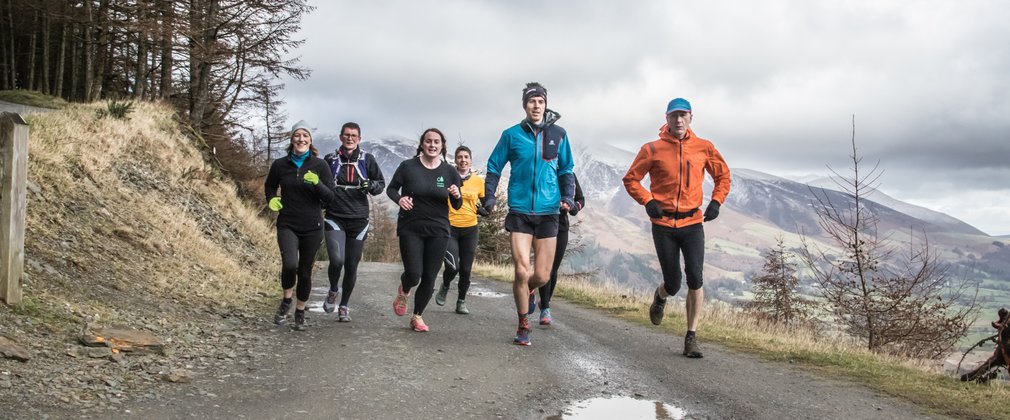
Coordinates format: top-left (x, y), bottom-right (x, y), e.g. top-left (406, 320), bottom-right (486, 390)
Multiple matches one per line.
top-left (386, 128), bottom-right (463, 332)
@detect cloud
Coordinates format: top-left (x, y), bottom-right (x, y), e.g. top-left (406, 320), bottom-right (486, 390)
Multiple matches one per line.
top-left (279, 0), bottom-right (1010, 235)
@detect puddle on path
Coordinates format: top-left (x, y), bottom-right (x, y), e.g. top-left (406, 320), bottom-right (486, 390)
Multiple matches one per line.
top-left (467, 286), bottom-right (509, 298)
top-left (546, 396), bottom-right (686, 420)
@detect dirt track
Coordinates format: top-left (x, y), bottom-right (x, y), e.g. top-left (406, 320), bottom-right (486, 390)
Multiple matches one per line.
top-left (115, 262), bottom-right (940, 419)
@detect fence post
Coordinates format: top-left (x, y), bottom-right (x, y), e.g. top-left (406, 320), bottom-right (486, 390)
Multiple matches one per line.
top-left (0, 112), bottom-right (28, 305)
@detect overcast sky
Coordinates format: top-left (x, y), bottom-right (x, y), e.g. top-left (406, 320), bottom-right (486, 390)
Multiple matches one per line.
top-left (280, 1), bottom-right (1010, 236)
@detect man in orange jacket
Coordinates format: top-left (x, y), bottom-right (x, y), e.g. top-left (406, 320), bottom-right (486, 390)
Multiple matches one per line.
top-left (622, 97), bottom-right (731, 358)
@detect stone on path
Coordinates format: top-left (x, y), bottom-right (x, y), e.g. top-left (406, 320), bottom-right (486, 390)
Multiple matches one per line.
top-left (80, 326), bottom-right (166, 355)
top-left (0, 336), bottom-right (31, 362)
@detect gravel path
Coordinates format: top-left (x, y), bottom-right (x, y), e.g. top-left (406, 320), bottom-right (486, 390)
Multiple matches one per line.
top-left (111, 262), bottom-right (943, 420)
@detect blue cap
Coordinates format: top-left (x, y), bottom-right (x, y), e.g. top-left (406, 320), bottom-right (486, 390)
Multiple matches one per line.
top-left (666, 98), bottom-right (692, 114)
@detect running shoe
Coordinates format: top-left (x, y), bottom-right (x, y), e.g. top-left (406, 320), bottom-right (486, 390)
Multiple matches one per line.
top-left (684, 334), bottom-right (703, 358)
top-left (649, 289), bottom-right (667, 326)
top-left (393, 285), bottom-right (409, 317)
top-left (293, 310), bottom-right (306, 331)
top-left (513, 317), bottom-right (532, 346)
top-left (410, 314), bottom-right (429, 332)
top-left (323, 289), bottom-right (339, 313)
top-left (274, 299), bottom-right (292, 325)
top-left (455, 299), bottom-right (469, 315)
top-left (435, 284), bottom-right (449, 306)
top-left (527, 289), bottom-right (537, 315)
top-left (539, 308), bottom-right (553, 325)
top-left (337, 305), bottom-right (351, 322)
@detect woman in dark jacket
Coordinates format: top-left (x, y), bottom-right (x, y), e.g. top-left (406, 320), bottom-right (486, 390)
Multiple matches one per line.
top-left (263, 120), bottom-right (335, 331)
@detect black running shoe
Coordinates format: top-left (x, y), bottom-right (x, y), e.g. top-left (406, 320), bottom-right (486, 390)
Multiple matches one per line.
top-left (274, 300), bottom-right (292, 325)
top-left (293, 310), bottom-right (307, 331)
top-left (649, 290), bottom-right (666, 326)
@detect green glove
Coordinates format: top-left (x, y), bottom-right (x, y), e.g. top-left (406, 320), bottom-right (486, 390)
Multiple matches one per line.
top-left (360, 179), bottom-right (371, 191)
top-left (268, 197), bottom-right (283, 212)
top-left (303, 170), bottom-right (319, 185)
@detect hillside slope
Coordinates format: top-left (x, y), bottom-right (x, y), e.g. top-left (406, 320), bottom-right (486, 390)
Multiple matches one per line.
top-left (1, 102), bottom-right (280, 413)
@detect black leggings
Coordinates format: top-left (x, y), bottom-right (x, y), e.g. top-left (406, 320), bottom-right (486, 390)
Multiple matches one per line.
top-left (442, 225), bottom-right (479, 301)
top-left (651, 223), bottom-right (705, 296)
top-left (277, 227), bottom-right (323, 302)
top-left (399, 234), bottom-right (449, 315)
top-left (539, 228), bottom-right (569, 310)
top-left (325, 218), bottom-right (369, 306)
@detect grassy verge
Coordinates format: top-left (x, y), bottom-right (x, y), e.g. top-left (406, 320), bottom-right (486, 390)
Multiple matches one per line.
top-left (473, 262), bottom-right (1010, 420)
top-left (0, 89), bottom-right (68, 109)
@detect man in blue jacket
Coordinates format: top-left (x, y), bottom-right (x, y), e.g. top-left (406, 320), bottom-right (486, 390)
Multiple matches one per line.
top-left (484, 82), bottom-right (576, 346)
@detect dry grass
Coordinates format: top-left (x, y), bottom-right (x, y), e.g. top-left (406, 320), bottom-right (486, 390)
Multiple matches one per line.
top-left (473, 262), bottom-right (1010, 420)
top-left (0, 89), bottom-right (68, 109)
top-left (8, 101), bottom-right (278, 334)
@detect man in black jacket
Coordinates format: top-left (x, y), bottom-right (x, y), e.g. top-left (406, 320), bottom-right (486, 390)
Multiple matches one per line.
top-left (321, 122), bottom-right (385, 322)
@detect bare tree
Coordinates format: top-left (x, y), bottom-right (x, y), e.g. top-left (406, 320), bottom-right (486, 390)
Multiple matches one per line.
top-left (799, 116), bottom-right (980, 358)
top-left (745, 237), bottom-right (816, 327)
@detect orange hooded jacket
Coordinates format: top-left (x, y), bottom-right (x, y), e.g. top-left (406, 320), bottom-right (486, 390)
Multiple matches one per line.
top-left (622, 125), bottom-right (731, 228)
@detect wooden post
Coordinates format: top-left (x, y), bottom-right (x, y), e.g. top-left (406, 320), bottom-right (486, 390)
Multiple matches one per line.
top-left (0, 112), bottom-right (28, 305)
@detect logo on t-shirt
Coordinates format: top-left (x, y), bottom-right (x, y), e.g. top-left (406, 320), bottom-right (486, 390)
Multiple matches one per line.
top-left (436, 176), bottom-right (445, 188)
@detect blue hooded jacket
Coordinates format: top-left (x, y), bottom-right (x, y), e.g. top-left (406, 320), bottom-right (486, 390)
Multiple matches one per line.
top-left (485, 109), bottom-right (576, 215)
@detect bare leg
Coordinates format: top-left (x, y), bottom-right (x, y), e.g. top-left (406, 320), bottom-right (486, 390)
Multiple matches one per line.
top-left (510, 233), bottom-right (534, 314)
top-left (686, 287), bottom-right (704, 332)
top-left (529, 237), bottom-right (557, 290)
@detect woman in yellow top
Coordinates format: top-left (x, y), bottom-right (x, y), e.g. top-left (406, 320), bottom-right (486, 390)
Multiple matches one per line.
top-left (436, 146), bottom-right (487, 314)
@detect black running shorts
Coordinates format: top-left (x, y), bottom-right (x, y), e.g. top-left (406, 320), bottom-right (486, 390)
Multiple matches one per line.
top-left (504, 212), bottom-right (560, 239)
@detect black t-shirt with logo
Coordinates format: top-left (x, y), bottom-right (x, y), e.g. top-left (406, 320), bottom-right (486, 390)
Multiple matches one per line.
top-left (385, 157), bottom-right (463, 237)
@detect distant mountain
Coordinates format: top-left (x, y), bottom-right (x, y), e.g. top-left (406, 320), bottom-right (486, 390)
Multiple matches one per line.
top-left (799, 175), bottom-right (985, 235)
top-left (330, 135), bottom-right (1006, 298)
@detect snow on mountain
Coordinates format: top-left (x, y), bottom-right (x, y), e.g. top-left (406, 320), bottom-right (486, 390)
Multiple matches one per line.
top-left (799, 175), bottom-right (984, 235)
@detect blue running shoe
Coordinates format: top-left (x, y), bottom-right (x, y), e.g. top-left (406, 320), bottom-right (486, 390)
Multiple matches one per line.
top-left (539, 308), bottom-right (553, 325)
top-left (527, 290), bottom-right (537, 315)
top-left (513, 317), bottom-right (532, 346)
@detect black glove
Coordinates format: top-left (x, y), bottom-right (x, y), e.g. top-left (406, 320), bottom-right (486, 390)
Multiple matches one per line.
top-left (568, 202), bottom-right (581, 216)
top-left (645, 199), bottom-right (664, 219)
top-left (482, 197), bottom-right (497, 214)
top-left (359, 179), bottom-right (371, 191)
top-left (560, 197), bottom-right (576, 213)
top-left (476, 205), bottom-right (489, 217)
top-left (703, 201), bottom-right (721, 222)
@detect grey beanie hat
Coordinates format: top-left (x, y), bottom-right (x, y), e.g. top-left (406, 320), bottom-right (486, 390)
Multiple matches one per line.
top-left (290, 120), bottom-right (313, 138)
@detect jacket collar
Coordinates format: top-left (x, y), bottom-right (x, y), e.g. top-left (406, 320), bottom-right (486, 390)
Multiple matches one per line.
top-left (521, 108), bottom-right (562, 133)
top-left (658, 124), bottom-right (695, 143)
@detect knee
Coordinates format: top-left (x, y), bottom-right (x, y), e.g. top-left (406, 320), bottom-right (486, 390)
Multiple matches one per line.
top-left (281, 258), bottom-right (299, 273)
top-left (663, 282), bottom-right (680, 297)
top-left (401, 270), bottom-right (421, 288)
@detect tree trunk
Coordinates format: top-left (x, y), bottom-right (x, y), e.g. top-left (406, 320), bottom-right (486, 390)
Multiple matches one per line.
top-left (89, 0), bottom-right (110, 100)
top-left (157, 0), bottom-right (173, 99)
top-left (26, 10), bottom-right (37, 91)
top-left (53, 17), bottom-right (66, 97)
top-left (188, 0), bottom-right (219, 130)
top-left (40, 11), bottom-right (50, 94)
top-left (134, 31), bottom-right (148, 99)
top-left (82, 0), bottom-right (94, 100)
top-left (6, 0), bottom-right (16, 89)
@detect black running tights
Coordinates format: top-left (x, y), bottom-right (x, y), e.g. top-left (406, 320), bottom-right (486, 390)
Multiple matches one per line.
top-left (277, 227), bottom-right (323, 302)
top-left (325, 219), bottom-right (368, 306)
top-left (539, 227), bottom-right (569, 310)
top-left (442, 225), bottom-right (479, 301)
top-left (651, 222), bottom-right (705, 297)
top-left (399, 234), bottom-right (449, 315)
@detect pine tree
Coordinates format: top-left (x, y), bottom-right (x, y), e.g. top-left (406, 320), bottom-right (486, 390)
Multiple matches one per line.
top-left (745, 237), bottom-right (814, 327)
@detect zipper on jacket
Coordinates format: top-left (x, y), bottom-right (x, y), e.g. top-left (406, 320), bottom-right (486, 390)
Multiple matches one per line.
top-left (531, 128), bottom-right (539, 213)
top-left (686, 161), bottom-right (691, 189)
top-left (674, 140), bottom-right (684, 227)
